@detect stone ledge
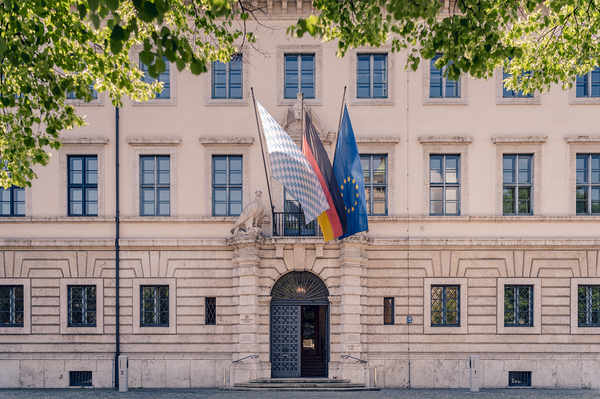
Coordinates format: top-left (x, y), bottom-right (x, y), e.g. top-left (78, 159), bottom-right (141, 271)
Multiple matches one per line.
top-left (60, 137), bottom-right (109, 145)
top-left (565, 135), bottom-right (600, 143)
top-left (199, 137), bottom-right (255, 146)
top-left (418, 136), bottom-right (473, 144)
top-left (356, 137), bottom-right (400, 144)
top-left (491, 136), bottom-right (548, 144)
top-left (126, 137), bottom-right (181, 145)
top-left (369, 215), bottom-right (600, 222)
top-left (0, 217), bottom-right (115, 223)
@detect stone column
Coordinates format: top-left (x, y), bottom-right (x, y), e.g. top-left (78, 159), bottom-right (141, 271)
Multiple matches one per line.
top-left (330, 235), bottom-right (372, 383)
top-left (227, 234), bottom-right (269, 385)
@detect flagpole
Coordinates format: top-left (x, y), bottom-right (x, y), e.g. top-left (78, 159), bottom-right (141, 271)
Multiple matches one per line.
top-left (250, 87), bottom-right (275, 227)
top-left (333, 86), bottom-right (347, 153)
top-left (301, 92), bottom-right (304, 152)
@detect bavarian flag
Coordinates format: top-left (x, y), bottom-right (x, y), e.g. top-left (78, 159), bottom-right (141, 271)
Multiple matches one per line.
top-left (332, 106), bottom-right (368, 238)
top-left (302, 111), bottom-right (347, 242)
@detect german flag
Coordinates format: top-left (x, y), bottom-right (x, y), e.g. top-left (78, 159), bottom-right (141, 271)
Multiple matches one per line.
top-left (302, 111), bottom-right (347, 242)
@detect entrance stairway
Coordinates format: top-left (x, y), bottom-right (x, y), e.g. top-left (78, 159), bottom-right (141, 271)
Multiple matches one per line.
top-left (222, 378), bottom-right (380, 391)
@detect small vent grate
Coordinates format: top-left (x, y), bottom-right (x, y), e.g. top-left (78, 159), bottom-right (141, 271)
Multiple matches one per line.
top-left (508, 371), bottom-right (531, 387)
top-left (205, 297), bottom-right (216, 325)
top-left (69, 371), bottom-right (92, 387)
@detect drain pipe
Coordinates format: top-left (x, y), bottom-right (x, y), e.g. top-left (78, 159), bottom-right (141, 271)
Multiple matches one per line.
top-left (114, 106), bottom-right (121, 388)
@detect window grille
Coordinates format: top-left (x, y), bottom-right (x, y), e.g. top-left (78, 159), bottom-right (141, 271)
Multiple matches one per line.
top-left (69, 371), bottom-right (92, 387)
top-left (576, 67), bottom-right (600, 97)
top-left (0, 285), bottom-right (24, 327)
top-left (431, 285), bottom-right (460, 326)
top-left (430, 54), bottom-right (460, 98)
top-left (68, 155), bottom-right (98, 216)
top-left (68, 285), bottom-right (97, 327)
top-left (357, 54), bottom-right (387, 99)
top-left (576, 154), bottom-right (600, 215)
top-left (140, 286), bottom-right (169, 327)
top-left (140, 55), bottom-right (170, 99)
top-left (504, 285), bottom-right (533, 327)
top-left (212, 55), bottom-right (243, 99)
top-left (430, 154), bottom-right (460, 215)
top-left (284, 54), bottom-right (315, 99)
top-left (205, 297), bottom-right (216, 325)
top-left (578, 285), bottom-right (600, 327)
top-left (508, 371), bottom-right (532, 387)
top-left (212, 155), bottom-right (243, 216)
top-left (383, 297), bottom-right (394, 325)
top-left (503, 154), bottom-right (533, 215)
top-left (360, 154), bottom-right (387, 216)
top-left (140, 155), bottom-right (170, 217)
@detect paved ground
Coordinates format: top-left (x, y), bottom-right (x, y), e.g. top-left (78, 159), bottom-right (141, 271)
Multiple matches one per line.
top-left (1, 389), bottom-right (600, 399)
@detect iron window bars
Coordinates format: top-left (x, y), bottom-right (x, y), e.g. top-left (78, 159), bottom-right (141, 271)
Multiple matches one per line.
top-left (140, 285), bottom-right (169, 327)
top-left (140, 55), bottom-right (170, 99)
top-left (284, 54), bottom-right (315, 99)
top-left (69, 371), bottom-right (92, 387)
top-left (576, 67), bottom-right (600, 97)
top-left (357, 54), bottom-right (388, 99)
top-left (430, 155), bottom-right (460, 215)
top-left (361, 154), bottom-right (387, 216)
top-left (430, 54), bottom-right (460, 98)
top-left (504, 285), bottom-right (533, 327)
top-left (431, 285), bottom-right (460, 326)
top-left (578, 285), bottom-right (600, 327)
top-left (503, 154), bottom-right (533, 215)
top-left (205, 297), bottom-right (216, 325)
top-left (508, 371), bottom-right (532, 387)
top-left (212, 155), bottom-right (243, 217)
top-left (140, 155), bottom-right (170, 217)
top-left (212, 55), bottom-right (243, 99)
top-left (68, 155), bottom-right (98, 216)
top-left (0, 285), bottom-right (24, 327)
top-left (68, 285), bottom-right (97, 327)
top-left (384, 297), bottom-right (394, 325)
top-left (576, 154), bottom-right (600, 215)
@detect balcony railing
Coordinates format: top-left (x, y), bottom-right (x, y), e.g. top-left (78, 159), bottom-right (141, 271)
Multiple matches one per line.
top-left (272, 212), bottom-right (322, 237)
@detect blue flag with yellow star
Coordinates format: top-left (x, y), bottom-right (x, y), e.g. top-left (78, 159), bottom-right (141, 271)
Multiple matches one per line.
top-left (332, 105), bottom-right (368, 238)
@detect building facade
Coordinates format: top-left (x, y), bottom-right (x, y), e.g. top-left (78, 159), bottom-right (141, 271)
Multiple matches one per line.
top-left (2, 1), bottom-right (600, 389)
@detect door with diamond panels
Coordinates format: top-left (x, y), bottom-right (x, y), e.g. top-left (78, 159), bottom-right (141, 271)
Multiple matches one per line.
top-left (270, 305), bottom-right (301, 378)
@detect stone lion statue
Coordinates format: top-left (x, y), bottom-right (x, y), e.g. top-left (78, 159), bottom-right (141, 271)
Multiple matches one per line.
top-left (230, 190), bottom-right (265, 236)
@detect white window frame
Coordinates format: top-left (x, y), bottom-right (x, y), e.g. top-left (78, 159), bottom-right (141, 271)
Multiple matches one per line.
top-left (277, 45), bottom-right (322, 106)
top-left (423, 278), bottom-right (468, 335)
top-left (349, 47), bottom-right (395, 106)
top-left (60, 278), bottom-right (104, 335)
top-left (422, 57), bottom-right (468, 105)
top-left (132, 278), bottom-right (176, 335)
top-left (0, 278), bottom-right (31, 335)
top-left (130, 46), bottom-right (178, 106)
top-left (497, 278), bottom-right (541, 335)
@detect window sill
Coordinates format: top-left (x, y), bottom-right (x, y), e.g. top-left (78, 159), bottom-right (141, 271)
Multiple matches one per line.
top-left (570, 97), bottom-right (600, 105)
top-left (496, 96), bottom-right (541, 105)
top-left (368, 215), bottom-right (600, 222)
top-left (423, 97), bottom-right (468, 106)
top-left (121, 216), bottom-right (270, 223)
top-left (348, 97), bottom-right (395, 106)
top-left (204, 98), bottom-right (249, 106)
top-left (132, 98), bottom-right (177, 106)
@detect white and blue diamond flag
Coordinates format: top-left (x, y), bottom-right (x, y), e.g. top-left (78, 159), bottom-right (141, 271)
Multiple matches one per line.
top-left (257, 101), bottom-right (329, 223)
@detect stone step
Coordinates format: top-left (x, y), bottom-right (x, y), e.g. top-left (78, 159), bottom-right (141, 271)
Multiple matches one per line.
top-left (234, 383), bottom-right (367, 388)
top-left (248, 378), bottom-right (351, 384)
top-left (222, 387), bottom-right (381, 391)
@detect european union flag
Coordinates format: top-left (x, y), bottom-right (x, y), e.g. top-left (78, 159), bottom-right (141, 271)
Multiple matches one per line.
top-left (332, 105), bottom-right (368, 238)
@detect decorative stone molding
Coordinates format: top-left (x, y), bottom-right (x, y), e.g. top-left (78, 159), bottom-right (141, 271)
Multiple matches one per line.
top-left (199, 138), bottom-right (255, 146)
top-left (276, 44), bottom-right (323, 106)
top-left (132, 278), bottom-right (177, 335)
top-left (565, 136), bottom-right (600, 143)
top-left (422, 58), bottom-right (468, 106)
top-left (491, 136), bottom-right (547, 144)
top-left (328, 295), bottom-right (342, 304)
top-left (204, 48), bottom-right (250, 106)
top-left (60, 278), bottom-right (104, 335)
top-left (348, 46), bottom-right (395, 106)
top-left (356, 137), bottom-right (400, 144)
top-left (60, 137), bottom-right (109, 145)
top-left (126, 137), bottom-right (181, 145)
top-left (418, 136), bottom-right (473, 144)
top-left (226, 234), bottom-right (265, 248)
top-left (277, 101), bottom-right (330, 143)
top-left (423, 278), bottom-right (468, 335)
top-left (496, 278), bottom-right (542, 335)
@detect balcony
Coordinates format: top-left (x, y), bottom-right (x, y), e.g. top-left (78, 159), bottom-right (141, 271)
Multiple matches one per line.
top-left (272, 211), bottom-right (323, 237)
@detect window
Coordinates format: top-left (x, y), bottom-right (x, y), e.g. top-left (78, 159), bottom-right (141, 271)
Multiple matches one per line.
top-left (67, 84), bottom-right (98, 101)
top-left (357, 54), bottom-right (387, 99)
top-left (503, 154), bottom-right (533, 215)
top-left (284, 54), bottom-right (314, 99)
top-left (429, 155), bottom-right (460, 215)
top-left (212, 55), bottom-right (242, 99)
top-left (383, 297), bottom-right (394, 325)
top-left (576, 154), bottom-right (600, 214)
top-left (140, 155), bottom-right (170, 217)
top-left (69, 371), bottom-right (93, 387)
top-left (140, 56), bottom-right (170, 99)
top-left (430, 54), bottom-right (460, 98)
top-left (212, 155), bottom-right (242, 216)
top-left (576, 67), bottom-right (600, 97)
top-left (68, 286), bottom-right (96, 327)
top-left (275, 189), bottom-right (320, 237)
top-left (140, 285), bottom-right (169, 327)
top-left (0, 185), bottom-right (24, 217)
top-left (502, 68), bottom-right (533, 98)
top-left (68, 155), bottom-right (98, 216)
top-left (0, 285), bottom-right (24, 327)
top-left (578, 285), bottom-right (600, 327)
top-left (431, 285), bottom-right (460, 327)
top-left (504, 285), bottom-right (533, 327)
top-left (361, 154), bottom-right (387, 216)
top-left (205, 297), bottom-right (216, 325)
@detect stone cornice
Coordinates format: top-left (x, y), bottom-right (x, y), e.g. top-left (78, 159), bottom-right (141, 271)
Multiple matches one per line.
top-left (60, 137), bottom-right (109, 145)
top-left (356, 137), bottom-right (401, 144)
top-left (418, 136), bottom-right (473, 144)
top-left (491, 136), bottom-right (548, 144)
top-left (126, 137), bottom-right (181, 145)
top-left (565, 136), bottom-right (600, 143)
top-left (199, 137), bottom-right (255, 146)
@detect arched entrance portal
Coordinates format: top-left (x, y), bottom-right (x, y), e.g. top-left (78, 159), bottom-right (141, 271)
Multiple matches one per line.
top-left (270, 271), bottom-right (329, 378)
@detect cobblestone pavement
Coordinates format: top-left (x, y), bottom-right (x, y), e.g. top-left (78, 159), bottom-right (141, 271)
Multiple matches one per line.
top-left (1, 389), bottom-right (600, 399)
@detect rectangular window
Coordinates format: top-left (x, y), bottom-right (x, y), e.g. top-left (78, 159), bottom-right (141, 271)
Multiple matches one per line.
top-left (576, 154), bottom-right (600, 215)
top-left (504, 285), bottom-right (533, 327)
top-left (578, 285), bottom-right (600, 327)
top-left (212, 55), bottom-right (243, 99)
top-left (503, 154), bottom-right (533, 215)
top-left (212, 155), bottom-right (242, 216)
top-left (431, 285), bottom-right (460, 326)
top-left (68, 285), bottom-right (97, 327)
top-left (357, 54), bottom-right (387, 99)
top-left (284, 54), bottom-right (314, 99)
top-left (502, 68), bottom-right (534, 98)
top-left (67, 84), bottom-right (98, 100)
top-left (383, 297), bottom-right (394, 325)
top-left (430, 155), bottom-right (460, 215)
top-left (140, 155), bottom-right (170, 217)
top-left (508, 371), bottom-right (532, 387)
top-left (69, 371), bottom-right (92, 387)
top-left (576, 67), bottom-right (600, 97)
top-left (140, 56), bottom-right (170, 99)
top-left (360, 154), bottom-right (387, 216)
top-left (205, 297), bottom-right (216, 325)
top-left (430, 54), bottom-right (460, 98)
top-left (68, 155), bottom-right (98, 216)
top-left (140, 285), bottom-right (169, 327)
top-left (0, 285), bottom-right (24, 327)
top-left (0, 186), bottom-right (25, 217)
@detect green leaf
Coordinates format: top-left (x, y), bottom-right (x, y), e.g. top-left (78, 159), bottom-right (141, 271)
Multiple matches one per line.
top-left (0, 37), bottom-right (5, 57)
top-left (88, 0), bottom-right (99, 12)
top-left (111, 25), bottom-right (125, 41)
top-left (176, 58), bottom-right (185, 72)
top-left (91, 13), bottom-right (100, 29)
top-left (139, 50), bottom-right (154, 67)
top-left (144, 1), bottom-right (159, 19)
top-left (77, 3), bottom-right (87, 19)
top-left (190, 59), bottom-right (207, 75)
top-left (106, 0), bottom-right (119, 11)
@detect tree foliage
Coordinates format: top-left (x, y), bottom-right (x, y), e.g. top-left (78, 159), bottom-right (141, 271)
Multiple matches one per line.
top-left (291, 0), bottom-right (600, 96)
top-left (0, 0), bottom-right (253, 188)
